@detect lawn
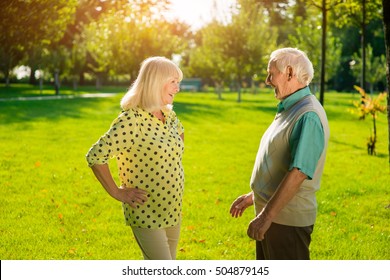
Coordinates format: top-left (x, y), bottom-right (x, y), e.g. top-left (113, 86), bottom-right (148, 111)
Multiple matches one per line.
top-left (0, 84), bottom-right (389, 260)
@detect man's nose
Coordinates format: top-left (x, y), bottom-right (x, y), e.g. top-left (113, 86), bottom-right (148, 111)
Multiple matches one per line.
top-left (265, 76), bottom-right (271, 85)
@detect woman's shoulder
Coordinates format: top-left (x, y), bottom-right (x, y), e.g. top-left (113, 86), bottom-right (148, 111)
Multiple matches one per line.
top-left (118, 107), bottom-right (140, 118)
top-left (110, 108), bottom-right (139, 126)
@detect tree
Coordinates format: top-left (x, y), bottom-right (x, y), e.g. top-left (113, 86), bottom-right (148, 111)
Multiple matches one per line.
top-left (333, 0), bottom-right (383, 92)
top-left (350, 86), bottom-right (387, 155)
top-left (310, 0), bottom-right (343, 105)
top-left (351, 44), bottom-right (387, 94)
top-left (381, 0), bottom-right (390, 165)
top-left (187, 22), bottom-right (228, 99)
top-left (188, 0), bottom-right (277, 101)
top-left (83, 18), bottom-right (114, 89)
top-left (0, 0), bottom-right (77, 87)
top-left (45, 0), bottom-right (179, 88)
top-left (81, 0), bottom-right (184, 88)
top-left (66, 34), bottom-right (87, 90)
top-left (288, 14), bottom-right (342, 94)
top-left (255, 0), bottom-right (291, 44)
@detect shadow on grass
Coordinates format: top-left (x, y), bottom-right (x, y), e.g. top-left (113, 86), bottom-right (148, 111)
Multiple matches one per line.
top-left (0, 83), bottom-right (127, 98)
top-left (0, 96), bottom-right (226, 126)
top-left (329, 138), bottom-right (387, 158)
top-left (0, 97), bottom-right (116, 124)
top-left (0, 91), bottom-right (278, 126)
top-left (249, 104), bottom-right (278, 117)
top-left (173, 101), bottom-right (220, 122)
top-left (175, 93), bottom-right (277, 122)
top-left (329, 138), bottom-right (365, 151)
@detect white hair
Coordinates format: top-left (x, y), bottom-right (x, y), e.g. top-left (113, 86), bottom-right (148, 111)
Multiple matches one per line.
top-left (269, 48), bottom-right (314, 85)
top-left (121, 56), bottom-right (183, 112)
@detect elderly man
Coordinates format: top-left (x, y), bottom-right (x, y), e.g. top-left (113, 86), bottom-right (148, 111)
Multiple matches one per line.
top-left (230, 48), bottom-right (330, 260)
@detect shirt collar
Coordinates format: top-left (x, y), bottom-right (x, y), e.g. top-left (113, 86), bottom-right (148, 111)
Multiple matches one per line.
top-left (277, 86), bottom-right (311, 113)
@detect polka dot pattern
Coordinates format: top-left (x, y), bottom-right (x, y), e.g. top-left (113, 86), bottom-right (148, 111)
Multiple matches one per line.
top-left (86, 107), bottom-right (184, 229)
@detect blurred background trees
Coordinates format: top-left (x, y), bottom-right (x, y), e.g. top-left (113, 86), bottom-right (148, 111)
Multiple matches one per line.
top-left (0, 0), bottom-right (386, 96)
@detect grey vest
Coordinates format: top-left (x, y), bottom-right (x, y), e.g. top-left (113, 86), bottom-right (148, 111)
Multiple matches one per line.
top-left (250, 95), bottom-right (330, 226)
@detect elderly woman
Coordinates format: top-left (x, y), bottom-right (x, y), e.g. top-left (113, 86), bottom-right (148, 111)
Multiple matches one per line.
top-left (86, 57), bottom-right (184, 260)
top-left (230, 48), bottom-right (330, 260)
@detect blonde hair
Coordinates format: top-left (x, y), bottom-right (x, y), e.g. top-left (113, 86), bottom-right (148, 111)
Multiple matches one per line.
top-left (269, 48), bottom-right (314, 85)
top-left (121, 56), bottom-right (183, 112)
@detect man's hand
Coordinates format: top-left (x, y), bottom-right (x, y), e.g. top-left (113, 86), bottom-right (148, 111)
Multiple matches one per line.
top-left (230, 192), bottom-right (254, 218)
top-left (247, 211), bottom-right (272, 241)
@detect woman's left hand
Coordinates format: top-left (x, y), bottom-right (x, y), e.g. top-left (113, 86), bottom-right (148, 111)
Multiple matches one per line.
top-left (114, 186), bottom-right (149, 208)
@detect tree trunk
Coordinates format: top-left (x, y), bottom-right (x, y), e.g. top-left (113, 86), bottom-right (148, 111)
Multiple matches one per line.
top-left (39, 75), bottom-right (43, 95)
top-left (215, 81), bottom-right (223, 100)
top-left (29, 67), bottom-right (37, 85)
top-left (73, 76), bottom-right (78, 91)
top-left (79, 71), bottom-right (85, 86)
top-left (96, 74), bottom-right (102, 90)
top-left (54, 69), bottom-right (60, 95)
top-left (5, 71), bottom-right (10, 87)
top-left (361, 0), bottom-right (366, 92)
top-left (382, 0), bottom-right (390, 166)
top-left (368, 113), bottom-right (378, 156)
top-left (319, 0), bottom-right (327, 106)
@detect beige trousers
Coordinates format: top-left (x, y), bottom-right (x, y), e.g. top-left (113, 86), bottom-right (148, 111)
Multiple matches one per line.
top-left (131, 223), bottom-right (181, 260)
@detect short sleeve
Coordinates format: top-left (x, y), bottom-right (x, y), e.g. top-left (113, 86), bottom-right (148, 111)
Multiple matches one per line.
top-left (85, 110), bottom-right (136, 167)
top-left (289, 112), bottom-right (325, 179)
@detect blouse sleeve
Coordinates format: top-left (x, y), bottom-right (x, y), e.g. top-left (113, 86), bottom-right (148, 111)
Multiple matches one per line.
top-left (177, 118), bottom-right (184, 136)
top-left (170, 110), bottom-right (184, 135)
top-left (85, 110), bottom-right (136, 167)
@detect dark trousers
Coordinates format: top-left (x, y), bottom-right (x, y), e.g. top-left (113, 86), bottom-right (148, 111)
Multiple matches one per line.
top-left (256, 223), bottom-right (314, 260)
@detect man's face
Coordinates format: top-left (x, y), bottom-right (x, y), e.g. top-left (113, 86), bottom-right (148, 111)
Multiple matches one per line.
top-left (265, 61), bottom-right (290, 100)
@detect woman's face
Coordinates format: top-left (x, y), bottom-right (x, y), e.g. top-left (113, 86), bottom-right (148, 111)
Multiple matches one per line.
top-left (265, 61), bottom-right (290, 100)
top-left (162, 76), bottom-right (180, 105)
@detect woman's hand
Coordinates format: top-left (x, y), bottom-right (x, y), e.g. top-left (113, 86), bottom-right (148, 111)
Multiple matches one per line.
top-left (114, 186), bottom-right (149, 208)
top-left (90, 164), bottom-right (149, 208)
top-left (229, 192), bottom-right (254, 218)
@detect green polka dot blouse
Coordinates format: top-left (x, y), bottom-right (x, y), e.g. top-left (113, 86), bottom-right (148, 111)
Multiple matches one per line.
top-left (86, 107), bottom-right (185, 229)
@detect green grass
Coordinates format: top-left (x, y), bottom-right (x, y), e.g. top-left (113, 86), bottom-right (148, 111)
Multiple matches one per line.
top-left (0, 84), bottom-right (389, 260)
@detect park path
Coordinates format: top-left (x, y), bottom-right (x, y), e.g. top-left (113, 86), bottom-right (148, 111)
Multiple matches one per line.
top-left (0, 93), bottom-right (119, 102)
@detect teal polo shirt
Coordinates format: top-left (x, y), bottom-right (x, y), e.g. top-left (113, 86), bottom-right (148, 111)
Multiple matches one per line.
top-left (277, 87), bottom-right (325, 179)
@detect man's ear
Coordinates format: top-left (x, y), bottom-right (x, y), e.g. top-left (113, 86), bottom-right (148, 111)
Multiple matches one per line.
top-left (287, 66), bottom-right (293, 80)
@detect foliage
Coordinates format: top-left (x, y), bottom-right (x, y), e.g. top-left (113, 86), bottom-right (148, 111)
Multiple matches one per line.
top-left (351, 45), bottom-right (387, 94)
top-left (254, 0), bottom-right (293, 44)
top-left (0, 0), bottom-right (77, 84)
top-left (79, 0), bottom-right (187, 85)
top-left (0, 0), bottom-right (387, 96)
top-left (287, 14), bottom-right (342, 87)
top-left (350, 86), bottom-right (387, 155)
top-left (332, 0), bottom-right (383, 28)
top-left (331, 0), bottom-right (383, 93)
top-left (187, 22), bottom-right (228, 88)
top-left (187, 0), bottom-right (277, 100)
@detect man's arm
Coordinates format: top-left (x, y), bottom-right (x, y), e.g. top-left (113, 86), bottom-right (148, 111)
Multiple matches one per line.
top-left (247, 168), bottom-right (307, 241)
